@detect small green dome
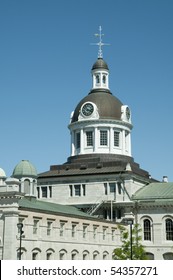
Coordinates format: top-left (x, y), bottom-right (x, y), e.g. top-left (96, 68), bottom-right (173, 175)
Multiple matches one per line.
top-left (12, 160), bottom-right (37, 179)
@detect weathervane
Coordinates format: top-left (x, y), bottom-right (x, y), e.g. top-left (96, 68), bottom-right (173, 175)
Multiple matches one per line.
top-left (91, 26), bottom-right (110, 58)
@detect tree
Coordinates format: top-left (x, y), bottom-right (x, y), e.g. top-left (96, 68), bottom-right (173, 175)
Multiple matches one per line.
top-left (112, 223), bottom-right (148, 260)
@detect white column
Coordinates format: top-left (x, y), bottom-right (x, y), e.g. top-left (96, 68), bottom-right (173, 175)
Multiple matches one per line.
top-left (71, 131), bottom-right (75, 156)
top-left (94, 127), bottom-right (98, 152)
top-left (110, 127), bottom-right (114, 153)
top-left (80, 128), bottom-right (84, 154)
top-left (122, 130), bottom-right (125, 155)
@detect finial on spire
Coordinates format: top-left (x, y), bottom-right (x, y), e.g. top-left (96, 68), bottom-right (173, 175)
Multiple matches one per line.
top-left (91, 26), bottom-right (110, 58)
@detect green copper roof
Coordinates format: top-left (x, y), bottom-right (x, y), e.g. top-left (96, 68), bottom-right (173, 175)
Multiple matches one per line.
top-left (19, 197), bottom-right (93, 219)
top-left (12, 160), bottom-right (37, 178)
top-left (132, 182), bottom-right (173, 200)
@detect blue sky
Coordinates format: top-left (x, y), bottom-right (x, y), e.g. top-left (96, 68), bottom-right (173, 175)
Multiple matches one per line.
top-left (0, 0), bottom-right (173, 181)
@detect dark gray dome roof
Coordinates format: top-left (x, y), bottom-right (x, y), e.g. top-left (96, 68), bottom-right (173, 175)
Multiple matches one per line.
top-left (71, 89), bottom-right (123, 123)
top-left (92, 58), bottom-right (109, 70)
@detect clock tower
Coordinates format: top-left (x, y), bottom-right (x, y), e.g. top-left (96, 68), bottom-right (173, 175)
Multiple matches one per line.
top-left (68, 28), bottom-right (132, 161)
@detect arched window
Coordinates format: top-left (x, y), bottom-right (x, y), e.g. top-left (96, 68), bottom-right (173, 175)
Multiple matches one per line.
top-left (145, 252), bottom-right (154, 260)
top-left (24, 179), bottom-right (30, 194)
top-left (93, 250), bottom-right (99, 260)
top-left (103, 251), bottom-right (109, 260)
top-left (71, 250), bottom-right (79, 260)
top-left (102, 75), bottom-right (106, 84)
top-left (46, 249), bottom-right (55, 260)
top-left (59, 249), bottom-right (67, 260)
top-left (32, 248), bottom-right (41, 260)
top-left (96, 75), bottom-right (100, 84)
top-left (163, 252), bottom-right (173, 260)
top-left (165, 218), bottom-right (173, 240)
top-left (143, 219), bottom-right (151, 241)
top-left (83, 250), bottom-right (89, 260)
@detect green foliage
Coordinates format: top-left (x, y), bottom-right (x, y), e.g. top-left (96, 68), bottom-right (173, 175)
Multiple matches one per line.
top-left (112, 223), bottom-right (148, 260)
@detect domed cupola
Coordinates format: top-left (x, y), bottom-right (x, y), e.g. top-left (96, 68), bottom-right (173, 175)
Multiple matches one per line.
top-left (91, 57), bottom-right (109, 90)
top-left (68, 27), bottom-right (132, 160)
top-left (12, 160), bottom-right (37, 179)
top-left (12, 160), bottom-right (37, 197)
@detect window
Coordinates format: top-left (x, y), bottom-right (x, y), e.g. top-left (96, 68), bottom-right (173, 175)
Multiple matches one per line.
top-left (102, 75), bottom-right (106, 84)
top-left (46, 252), bottom-right (52, 260)
top-left (112, 229), bottom-right (115, 241)
top-left (114, 131), bottom-right (120, 147)
top-left (41, 186), bottom-right (47, 198)
top-left (93, 251), bottom-right (99, 260)
top-left (93, 226), bottom-right (97, 239)
top-left (165, 219), bottom-right (173, 240)
top-left (60, 222), bottom-right (65, 237)
top-left (143, 219), bottom-right (151, 241)
top-left (24, 179), bottom-right (30, 194)
top-left (32, 252), bottom-right (38, 260)
top-left (76, 132), bottom-right (80, 149)
top-left (33, 220), bottom-right (39, 234)
top-left (37, 187), bottom-right (40, 198)
top-left (71, 250), bottom-right (78, 260)
top-left (74, 185), bottom-right (81, 196)
top-left (49, 186), bottom-right (52, 198)
top-left (117, 209), bottom-right (121, 219)
top-left (104, 183), bottom-right (108, 195)
top-left (163, 252), bottom-right (173, 260)
top-left (83, 251), bottom-right (89, 260)
top-left (100, 130), bottom-right (108, 146)
top-left (83, 225), bottom-right (87, 238)
top-left (47, 221), bottom-right (52, 236)
top-left (117, 182), bottom-right (122, 194)
top-left (72, 224), bottom-right (77, 238)
top-left (59, 250), bottom-right (67, 260)
top-left (69, 185), bottom-right (73, 196)
top-left (103, 227), bottom-right (107, 240)
top-left (96, 74), bottom-right (100, 84)
top-left (82, 184), bottom-right (86, 196)
top-left (109, 183), bottom-right (116, 193)
top-left (86, 131), bottom-right (93, 146)
top-left (32, 249), bottom-right (41, 260)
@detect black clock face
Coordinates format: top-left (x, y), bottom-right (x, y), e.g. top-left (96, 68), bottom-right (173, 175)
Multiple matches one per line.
top-left (82, 103), bottom-right (94, 116)
top-left (126, 107), bottom-right (131, 119)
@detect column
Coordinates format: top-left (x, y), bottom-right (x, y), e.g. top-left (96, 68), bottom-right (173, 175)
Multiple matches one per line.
top-left (3, 210), bottom-right (19, 259)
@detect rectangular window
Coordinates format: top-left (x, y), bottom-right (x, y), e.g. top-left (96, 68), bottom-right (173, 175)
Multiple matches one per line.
top-left (82, 184), bottom-right (86, 196)
top-left (93, 226), bottom-right (97, 239)
top-left (33, 220), bottom-right (39, 234)
top-left (83, 225), bottom-right (87, 239)
top-left (103, 227), bottom-right (107, 240)
top-left (109, 183), bottom-right (116, 193)
top-left (86, 131), bottom-right (93, 146)
top-left (117, 209), bottom-right (121, 219)
top-left (76, 132), bottom-right (80, 149)
top-left (72, 224), bottom-right (77, 238)
top-left (49, 186), bottom-right (52, 198)
top-left (37, 187), bottom-right (40, 198)
top-left (104, 183), bottom-right (108, 195)
top-left (112, 229), bottom-right (115, 241)
top-left (100, 130), bottom-right (108, 146)
top-left (47, 221), bottom-right (52, 236)
top-left (69, 185), bottom-right (73, 196)
top-left (74, 185), bottom-right (81, 196)
top-left (114, 131), bottom-right (120, 147)
top-left (41, 186), bottom-right (47, 198)
top-left (60, 222), bottom-right (65, 237)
